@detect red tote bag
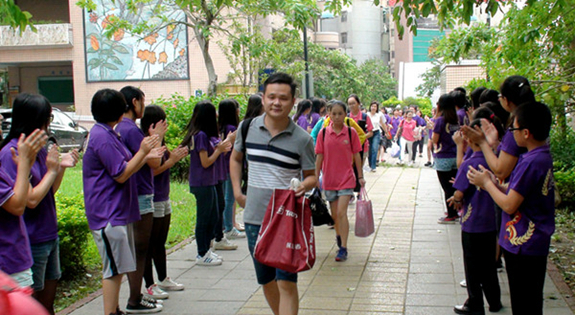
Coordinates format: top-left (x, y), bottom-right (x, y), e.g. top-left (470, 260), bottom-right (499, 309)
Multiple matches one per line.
top-left (355, 187), bottom-right (375, 237)
top-left (254, 189), bottom-right (316, 273)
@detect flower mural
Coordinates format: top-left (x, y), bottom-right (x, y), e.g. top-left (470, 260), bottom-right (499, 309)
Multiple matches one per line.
top-left (83, 0), bottom-right (189, 81)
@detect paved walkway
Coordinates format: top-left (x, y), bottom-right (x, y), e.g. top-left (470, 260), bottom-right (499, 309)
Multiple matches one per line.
top-left (68, 166), bottom-right (574, 315)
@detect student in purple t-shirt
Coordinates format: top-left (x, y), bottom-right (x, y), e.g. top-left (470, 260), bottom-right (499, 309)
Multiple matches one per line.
top-left (432, 93), bottom-right (460, 223)
top-left (468, 102), bottom-right (554, 315)
top-left (117, 86), bottom-right (167, 310)
top-left (452, 88), bottom-right (469, 126)
top-left (83, 89), bottom-right (162, 315)
top-left (210, 99), bottom-right (240, 252)
top-left (0, 130), bottom-right (46, 287)
top-left (180, 101), bottom-right (232, 266)
top-left (0, 94), bottom-right (80, 314)
top-left (140, 105), bottom-right (188, 295)
top-left (450, 119), bottom-right (502, 314)
top-left (462, 76), bottom-right (536, 182)
top-left (218, 99), bottom-right (245, 241)
top-left (424, 107), bottom-right (436, 167)
top-left (293, 99), bottom-right (314, 133)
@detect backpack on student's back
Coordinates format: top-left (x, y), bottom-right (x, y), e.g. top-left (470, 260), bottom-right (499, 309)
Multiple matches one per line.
top-left (240, 117), bottom-right (255, 194)
top-left (349, 112), bottom-right (368, 133)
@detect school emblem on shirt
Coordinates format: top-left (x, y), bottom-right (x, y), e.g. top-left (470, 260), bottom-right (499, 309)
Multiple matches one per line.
top-left (461, 204), bottom-right (472, 223)
top-left (505, 212), bottom-right (535, 246)
top-left (343, 140), bottom-right (349, 144)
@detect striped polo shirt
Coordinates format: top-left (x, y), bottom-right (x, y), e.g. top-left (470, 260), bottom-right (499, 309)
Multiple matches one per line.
top-left (234, 114), bottom-right (316, 225)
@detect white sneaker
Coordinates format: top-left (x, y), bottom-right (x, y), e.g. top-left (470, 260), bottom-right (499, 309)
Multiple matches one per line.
top-left (224, 228), bottom-right (246, 240)
top-left (141, 293), bottom-right (163, 304)
top-left (208, 249), bottom-right (224, 261)
top-left (460, 279), bottom-right (467, 287)
top-left (214, 237), bottom-right (238, 250)
top-left (157, 277), bottom-right (184, 291)
top-left (145, 284), bottom-right (169, 299)
top-left (196, 252), bottom-right (222, 266)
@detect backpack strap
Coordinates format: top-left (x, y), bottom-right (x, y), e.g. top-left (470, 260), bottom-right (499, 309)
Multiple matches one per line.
top-left (241, 117), bottom-right (255, 154)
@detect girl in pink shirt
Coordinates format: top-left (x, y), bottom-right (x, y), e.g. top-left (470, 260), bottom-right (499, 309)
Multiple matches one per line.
top-left (395, 110), bottom-right (417, 165)
top-left (315, 101), bottom-right (365, 262)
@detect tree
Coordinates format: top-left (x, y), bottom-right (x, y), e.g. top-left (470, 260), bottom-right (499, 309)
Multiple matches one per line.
top-left (77, 0), bottom-right (319, 96)
top-left (0, 0), bottom-right (34, 32)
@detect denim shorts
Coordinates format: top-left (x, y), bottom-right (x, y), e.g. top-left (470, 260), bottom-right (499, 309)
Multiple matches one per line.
top-left (324, 189), bottom-right (354, 202)
top-left (138, 194), bottom-right (155, 215)
top-left (434, 157), bottom-right (457, 172)
top-left (10, 268), bottom-right (33, 288)
top-left (153, 200), bottom-right (172, 218)
top-left (245, 223), bottom-right (298, 285)
top-left (30, 238), bottom-right (61, 290)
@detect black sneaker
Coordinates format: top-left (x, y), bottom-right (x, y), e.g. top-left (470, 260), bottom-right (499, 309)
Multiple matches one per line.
top-left (424, 161), bottom-right (432, 167)
top-left (126, 299), bottom-right (162, 314)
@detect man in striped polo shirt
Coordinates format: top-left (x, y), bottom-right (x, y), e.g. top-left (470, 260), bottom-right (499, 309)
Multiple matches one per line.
top-left (230, 73), bottom-right (317, 315)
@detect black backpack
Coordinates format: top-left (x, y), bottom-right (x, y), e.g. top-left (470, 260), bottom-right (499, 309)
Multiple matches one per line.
top-left (309, 188), bottom-right (334, 226)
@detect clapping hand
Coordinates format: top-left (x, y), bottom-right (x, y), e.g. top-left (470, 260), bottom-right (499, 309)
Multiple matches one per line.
top-left (60, 149), bottom-right (80, 168)
top-left (11, 130), bottom-right (47, 166)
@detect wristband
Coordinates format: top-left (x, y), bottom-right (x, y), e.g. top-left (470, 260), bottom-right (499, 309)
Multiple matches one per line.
top-left (454, 199), bottom-right (462, 203)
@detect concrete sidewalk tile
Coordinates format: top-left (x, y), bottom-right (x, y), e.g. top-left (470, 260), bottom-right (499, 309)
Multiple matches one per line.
top-left (349, 303), bottom-right (404, 312)
top-left (405, 293), bottom-right (458, 306)
top-left (299, 296), bottom-right (352, 310)
top-left (404, 306), bottom-right (458, 315)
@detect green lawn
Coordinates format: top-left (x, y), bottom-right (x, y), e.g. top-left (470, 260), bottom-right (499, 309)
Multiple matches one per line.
top-left (55, 164), bottom-right (196, 312)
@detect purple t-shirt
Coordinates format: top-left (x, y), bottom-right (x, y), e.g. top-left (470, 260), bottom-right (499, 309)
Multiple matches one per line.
top-left (153, 152), bottom-right (170, 202)
top-left (432, 116), bottom-right (459, 159)
top-left (211, 136), bottom-right (226, 182)
top-left (0, 169), bottom-right (33, 275)
top-left (295, 115), bottom-right (313, 131)
top-left (390, 116), bottom-right (403, 137)
top-left (83, 123), bottom-right (140, 230)
top-left (414, 115), bottom-right (427, 127)
top-left (453, 151), bottom-right (497, 233)
top-left (116, 118), bottom-right (154, 195)
top-left (500, 145), bottom-right (555, 256)
top-left (0, 138), bottom-right (58, 244)
top-left (497, 130), bottom-right (527, 158)
top-left (220, 124), bottom-right (237, 178)
top-left (428, 118), bottom-right (435, 140)
top-left (310, 113), bottom-right (321, 130)
top-left (188, 131), bottom-right (218, 187)
top-left (457, 108), bottom-right (468, 126)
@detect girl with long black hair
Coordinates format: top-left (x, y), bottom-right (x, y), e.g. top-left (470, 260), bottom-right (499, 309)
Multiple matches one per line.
top-left (0, 93), bottom-right (79, 314)
top-left (433, 93), bottom-right (460, 223)
top-left (181, 101), bottom-right (232, 265)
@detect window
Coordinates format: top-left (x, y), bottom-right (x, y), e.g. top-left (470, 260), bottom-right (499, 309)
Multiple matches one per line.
top-left (341, 11), bottom-right (347, 22)
top-left (341, 32), bottom-right (348, 44)
top-left (38, 77), bottom-right (74, 105)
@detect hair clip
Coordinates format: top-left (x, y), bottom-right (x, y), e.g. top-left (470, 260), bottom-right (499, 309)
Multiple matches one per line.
top-left (518, 82), bottom-right (524, 88)
top-left (490, 114), bottom-right (495, 120)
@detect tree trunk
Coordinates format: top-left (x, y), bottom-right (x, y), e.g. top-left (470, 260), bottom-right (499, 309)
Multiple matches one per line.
top-left (194, 27), bottom-right (218, 97)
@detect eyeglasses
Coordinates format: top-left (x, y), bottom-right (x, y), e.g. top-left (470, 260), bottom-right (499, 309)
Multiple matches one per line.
top-left (508, 126), bottom-right (526, 132)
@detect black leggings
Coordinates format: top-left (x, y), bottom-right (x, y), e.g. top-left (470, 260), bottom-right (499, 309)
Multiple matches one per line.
top-left (144, 214), bottom-right (171, 288)
top-left (214, 181), bottom-right (225, 242)
top-left (436, 169), bottom-right (458, 218)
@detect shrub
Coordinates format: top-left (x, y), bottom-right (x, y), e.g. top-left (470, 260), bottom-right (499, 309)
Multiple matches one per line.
top-left (554, 169), bottom-right (575, 210)
top-left (550, 126), bottom-right (575, 171)
top-left (56, 194), bottom-right (90, 280)
top-left (153, 93), bottom-right (247, 182)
